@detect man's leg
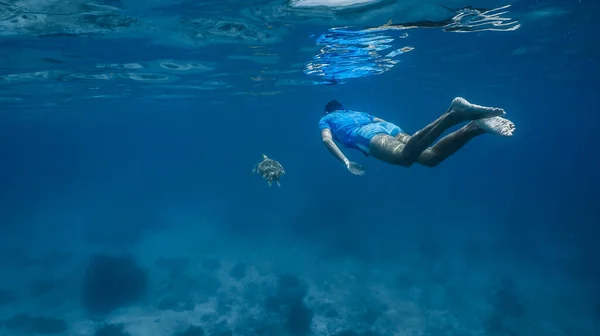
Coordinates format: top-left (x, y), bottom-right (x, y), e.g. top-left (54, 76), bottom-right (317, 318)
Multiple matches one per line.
top-left (414, 122), bottom-right (485, 167)
top-left (402, 116), bottom-right (515, 167)
top-left (368, 97), bottom-right (508, 167)
top-left (421, 116), bottom-right (516, 167)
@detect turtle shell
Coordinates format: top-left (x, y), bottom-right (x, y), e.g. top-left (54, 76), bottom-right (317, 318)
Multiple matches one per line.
top-left (253, 155), bottom-right (285, 186)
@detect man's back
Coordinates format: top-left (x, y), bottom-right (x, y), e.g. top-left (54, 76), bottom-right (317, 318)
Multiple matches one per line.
top-left (319, 110), bottom-right (375, 148)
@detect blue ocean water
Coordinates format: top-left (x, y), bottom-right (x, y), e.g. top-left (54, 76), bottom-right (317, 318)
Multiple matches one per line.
top-left (0, 0), bottom-right (598, 335)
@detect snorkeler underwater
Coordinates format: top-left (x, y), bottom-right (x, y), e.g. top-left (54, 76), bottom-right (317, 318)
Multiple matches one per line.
top-left (318, 97), bottom-right (515, 175)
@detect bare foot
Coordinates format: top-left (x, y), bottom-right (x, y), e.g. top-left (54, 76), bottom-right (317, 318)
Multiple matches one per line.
top-left (475, 116), bottom-right (515, 137)
top-left (449, 97), bottom-right (506, 120)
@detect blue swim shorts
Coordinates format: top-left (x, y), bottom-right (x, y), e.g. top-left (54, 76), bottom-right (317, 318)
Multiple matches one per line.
top-left (354, 121), bottom-right (403, 155)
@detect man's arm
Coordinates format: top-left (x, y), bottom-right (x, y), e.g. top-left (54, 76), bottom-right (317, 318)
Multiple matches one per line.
top-left (321, 128), bottom-right (350, 166)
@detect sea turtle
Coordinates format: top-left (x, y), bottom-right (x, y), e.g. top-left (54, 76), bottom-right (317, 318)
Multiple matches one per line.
top-left (252, 154), bottom-right (285, 187)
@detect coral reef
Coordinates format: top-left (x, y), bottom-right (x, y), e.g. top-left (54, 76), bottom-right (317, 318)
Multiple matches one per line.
top-left (229, 262), bottom-right (247, 280)
top-left (81, 254), bottom-right (147, 317)
top-left (94, 323), bottom-right (131, 336)
top-left (264, 274), bottom-right (313, 336)
top-left (173, 325), bottom-right (205, 336)
top-left (0, 289), bottom-right (18, 306)
top-left (1, 314), bottom-right (68, 334)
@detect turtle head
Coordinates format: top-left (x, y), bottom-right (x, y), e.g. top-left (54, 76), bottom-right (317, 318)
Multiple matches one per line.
top-left (261, 154), bottom-right (268, 160)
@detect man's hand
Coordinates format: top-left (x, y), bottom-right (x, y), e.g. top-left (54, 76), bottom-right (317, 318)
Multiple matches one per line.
top-left (322, 129), bottom-right (365, 176)
top-left (345, 159), bottom-right (365, 176)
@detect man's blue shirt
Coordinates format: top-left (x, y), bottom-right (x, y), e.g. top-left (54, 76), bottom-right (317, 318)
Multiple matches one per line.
top-left (318, 110), bottom-right (375, 150)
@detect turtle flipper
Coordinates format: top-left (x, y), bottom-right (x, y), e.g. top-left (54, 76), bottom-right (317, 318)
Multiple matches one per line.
top-left (277, 181), bottom-right (281, 187)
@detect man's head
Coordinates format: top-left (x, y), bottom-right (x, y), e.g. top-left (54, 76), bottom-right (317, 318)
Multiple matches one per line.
top-left (324, 100), bottom-right (344, 114)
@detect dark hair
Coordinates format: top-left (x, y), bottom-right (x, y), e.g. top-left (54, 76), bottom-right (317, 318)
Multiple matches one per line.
top-left (324, 100), bottom-right (344, 114)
